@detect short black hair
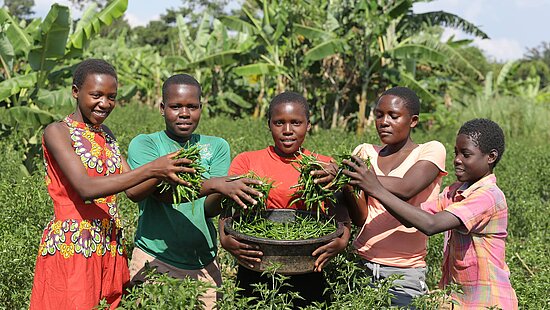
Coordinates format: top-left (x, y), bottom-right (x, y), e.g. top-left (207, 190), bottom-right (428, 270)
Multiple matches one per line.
top-left (379, 86), bottom-right (420, 115)
top-left (458, 118), bottom-right (506, 167)
top-left (267, 91), bottom-right (310, 122)
top-left (162, 74), bottom-right (201, 102)
top-left (73, 59), bottom-right (117, 88)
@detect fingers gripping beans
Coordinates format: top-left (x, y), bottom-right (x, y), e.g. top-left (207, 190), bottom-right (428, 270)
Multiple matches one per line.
top-left (158, 144), bottom-right (207, 209)
top-left (289, 152), bottom-right (335, 217)
top-left (331, 153), bottom-right (371, 197)
top-left (221, 171), bottom-right (274, 216)
top-left (289, 151), bottom-right (371, 217)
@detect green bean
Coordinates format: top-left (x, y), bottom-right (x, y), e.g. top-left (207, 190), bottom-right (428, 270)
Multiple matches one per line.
top-left (232, 214), bottom-right (337, 240)
top-left (289, 151), bottom-right (334, 217)
top-left (158, 143), bottom-right (207, 211)
top-left (331, 153), bottom-right (372, 198)
top-left (221, 171), bottom-right (274, 217)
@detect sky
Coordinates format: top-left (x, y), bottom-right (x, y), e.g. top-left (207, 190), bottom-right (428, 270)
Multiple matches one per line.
top-left (31, 0), bottom-right (550, 62)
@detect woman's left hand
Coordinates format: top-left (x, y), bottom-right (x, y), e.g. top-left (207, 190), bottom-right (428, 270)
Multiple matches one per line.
top-left (310, 161), bottom-right (339, 186)
top-left (311, 224), bottom-right (350, 272)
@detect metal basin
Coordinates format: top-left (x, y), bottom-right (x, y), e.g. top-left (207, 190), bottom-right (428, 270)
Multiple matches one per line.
top-left (224, 209), bottom-right (344, 275)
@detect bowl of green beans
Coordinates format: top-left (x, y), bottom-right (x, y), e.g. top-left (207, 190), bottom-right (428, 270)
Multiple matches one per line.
top-left (224, 209), bottom-right (344, 275)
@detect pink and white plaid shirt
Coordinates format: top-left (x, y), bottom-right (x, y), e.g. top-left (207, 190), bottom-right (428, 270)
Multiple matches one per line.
top-left (422, 174), bottom-right (518, 309)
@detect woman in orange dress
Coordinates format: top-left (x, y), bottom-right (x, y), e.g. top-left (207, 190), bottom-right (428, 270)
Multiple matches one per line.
top-left (30, 59), bottom-right (191, 309)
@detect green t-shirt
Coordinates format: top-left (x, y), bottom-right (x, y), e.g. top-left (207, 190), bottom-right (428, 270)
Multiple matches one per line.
top-left (127, 131), bottom-right (230, 269)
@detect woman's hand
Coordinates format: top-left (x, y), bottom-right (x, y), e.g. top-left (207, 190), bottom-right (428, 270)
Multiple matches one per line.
top-left (219, 218), bottom-right (263, 268)
top-left (342, 155), bottom-right (384, 195)
top-left (310, 161), bottom-right (339, 186)
top-left (149, 151), bottom-right (196, 186)
top-left (312, 224), bottom-right (350, 272)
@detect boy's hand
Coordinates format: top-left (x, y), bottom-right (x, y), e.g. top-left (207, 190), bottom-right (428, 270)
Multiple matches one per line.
top-left (216, 176), bottom-right (264, 209)
top-left (219, 218), bottom-right (263, 268)
top-left (311, 161), bottom-right (338, 185)
top-left (152, 151), bottom-right (195, 186)
top-left (342, 155), bottom-right (384, 195)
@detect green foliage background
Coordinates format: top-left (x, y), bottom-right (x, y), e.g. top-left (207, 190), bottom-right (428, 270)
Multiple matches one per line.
top-left (0, 103), bottom-right (549, 309)
top-left (1, 0), bottom-right (550, 308)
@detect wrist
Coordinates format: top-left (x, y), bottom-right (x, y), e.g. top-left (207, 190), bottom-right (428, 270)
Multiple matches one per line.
top-left (201, 178), bottom-right (222, 196)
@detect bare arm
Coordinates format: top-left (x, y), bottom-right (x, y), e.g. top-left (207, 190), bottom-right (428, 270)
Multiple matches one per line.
top-left (343, 156), bottom-right (461, 236)
top-left (203, 176), bottom-right (263, 218)
top-left (377, 160), bottom-right (442, 200)
top-left (45, 123), bottom-right (190, 201)
top-left (342, 152), bottom-right (443, 226)
top-left (308, 193), bottom-right (351, 271)
top-left (341, 186), bottom-right (369, 227)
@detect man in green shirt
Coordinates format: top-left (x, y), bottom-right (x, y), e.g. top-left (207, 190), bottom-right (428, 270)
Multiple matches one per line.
top-left (126, 74), bottom-right (261, 309)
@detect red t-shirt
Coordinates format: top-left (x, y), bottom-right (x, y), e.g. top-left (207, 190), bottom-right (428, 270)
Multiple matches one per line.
top-left (229, 146), bottom-right (333, 210)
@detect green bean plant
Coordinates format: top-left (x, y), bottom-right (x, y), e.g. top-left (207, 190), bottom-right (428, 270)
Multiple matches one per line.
top-left (290, 151), bottom-right (371, 217)
top-left (330, 153), bottom-right (372, 197)
top-left (117, 266), bottom-right (210, 310)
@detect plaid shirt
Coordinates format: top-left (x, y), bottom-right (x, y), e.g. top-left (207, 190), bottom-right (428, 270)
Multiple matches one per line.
top-left (422, 174), bottom-right (518, 309)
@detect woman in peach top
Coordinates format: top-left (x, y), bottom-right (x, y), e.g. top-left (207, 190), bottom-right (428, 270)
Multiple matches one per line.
top-left (343, 86), bottom-right (447, 307)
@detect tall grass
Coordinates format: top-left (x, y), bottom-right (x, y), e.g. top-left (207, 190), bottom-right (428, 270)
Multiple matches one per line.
top-left (451, 95), bottom-right (550, 144)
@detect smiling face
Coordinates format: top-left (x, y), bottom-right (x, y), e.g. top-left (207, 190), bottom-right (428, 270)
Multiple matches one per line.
top-left (72, 73), bottom-right (117, 125)
top-left (269, 101), bottom-right (311, 157)
top-left (454, 133), bottom-right (496, 183)
top-left (374, 95), bottom-right (418, 146)
top-left (161, 84), bottom-right (202, 143)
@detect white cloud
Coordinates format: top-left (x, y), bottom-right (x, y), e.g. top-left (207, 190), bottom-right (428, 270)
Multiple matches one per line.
top-left (124, 13), bottom-right (160, 28)
top-left (125, 12), bottom-right (143, 27)
top-left (33, 0), bottom-right (83, 19)
top-left (440, 28), bottom-right (467, 42)
top-left (473, 37), bottom-right (524, 62)
top-left (438, 28), bottom-right (523, 62)
top-left (513, 0), bottom-right (548, 8)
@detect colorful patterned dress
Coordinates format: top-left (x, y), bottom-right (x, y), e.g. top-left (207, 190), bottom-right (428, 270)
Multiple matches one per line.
top-left (30, 116), bottom-right (130, 310)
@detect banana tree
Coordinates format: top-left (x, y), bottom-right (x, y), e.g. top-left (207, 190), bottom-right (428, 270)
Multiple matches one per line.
top-left (221, 0), bottom-right (300, 118)
top-left (166, 13), bottom-right (253, 116)
top-left (292, 0), bottom-right (488, 132)
top-left (0, 0), bottom-right (128, 175)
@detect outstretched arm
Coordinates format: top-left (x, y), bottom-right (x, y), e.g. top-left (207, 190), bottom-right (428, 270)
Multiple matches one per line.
top-left (377, 160), bottom-right (442, 201)
top-left (45, 123), bottom-right (190, 201)
top-left (343, 156), bottom-right (461, 236)
top-left (203, 176), bottom-right (264, 218)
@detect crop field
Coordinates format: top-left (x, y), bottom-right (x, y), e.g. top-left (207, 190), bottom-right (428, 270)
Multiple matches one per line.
top-left (0, 104), bottom-right (548, 309)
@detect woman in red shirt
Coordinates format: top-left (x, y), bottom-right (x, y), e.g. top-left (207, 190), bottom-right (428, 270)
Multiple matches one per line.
top-left (219, 92), bottom-right (351, 307)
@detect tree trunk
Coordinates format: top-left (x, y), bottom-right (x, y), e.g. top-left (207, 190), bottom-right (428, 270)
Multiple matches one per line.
top-left (253, 77), bottom-right (265, 118)
top-left (331, 95), bottom-right (341, 129)
top-left (356, 86), bottom-right (368, 135)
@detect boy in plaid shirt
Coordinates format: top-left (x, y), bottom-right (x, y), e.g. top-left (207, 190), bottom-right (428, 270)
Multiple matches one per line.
top-left (343, 118), bottom-right (518, 309)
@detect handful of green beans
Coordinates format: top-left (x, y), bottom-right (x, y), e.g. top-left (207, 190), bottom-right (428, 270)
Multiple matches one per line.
top-left (329, 153), bottom-right (372, 197)
top-left (289, 152), bottom-right (335, 214)
top-left (222, 171), bottom-right (274, 215)
top-left (233, 214), bottom-right (337, 240)
top-left (290, 152), bottom-right (372, 214)
top-left (158, 144), bottom-right (207, 206)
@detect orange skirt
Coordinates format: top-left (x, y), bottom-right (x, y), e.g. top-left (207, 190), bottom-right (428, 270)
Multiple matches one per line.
top-left (30, 219), bottom-right (129, 310)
